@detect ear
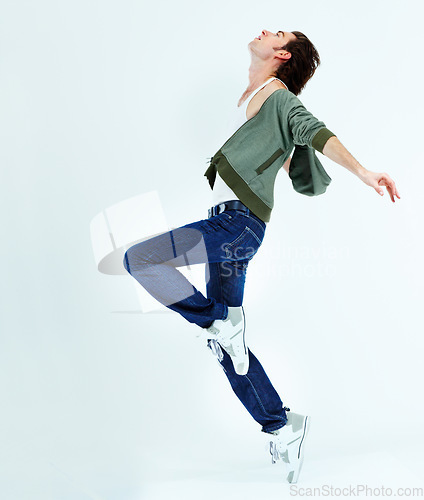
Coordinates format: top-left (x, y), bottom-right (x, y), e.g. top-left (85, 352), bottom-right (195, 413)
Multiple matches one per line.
top-left (277, 51), bottom-right (291, 62)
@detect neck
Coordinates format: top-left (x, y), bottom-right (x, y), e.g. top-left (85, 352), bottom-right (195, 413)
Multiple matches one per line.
top-left (245, 58), bottom-right (277, 92)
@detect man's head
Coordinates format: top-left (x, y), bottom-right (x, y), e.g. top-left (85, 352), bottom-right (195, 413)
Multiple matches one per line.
top-left (248, 29), bottom-right (321, 95)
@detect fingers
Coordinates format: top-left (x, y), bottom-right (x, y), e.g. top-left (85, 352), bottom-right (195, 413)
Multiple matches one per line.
top-left (384, 180), bottom-right (395, 202)
top-left (377, 173), bottom-right (400, 202)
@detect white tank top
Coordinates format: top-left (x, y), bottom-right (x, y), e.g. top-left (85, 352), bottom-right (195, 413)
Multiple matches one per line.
top-left (211, 77), bottom-right (288, 212)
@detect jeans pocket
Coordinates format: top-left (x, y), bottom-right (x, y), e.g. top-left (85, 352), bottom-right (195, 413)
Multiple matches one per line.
top-left (247, 215), bottom-right (266, 239)
top-left (224, 226), bottom-right (263, 260)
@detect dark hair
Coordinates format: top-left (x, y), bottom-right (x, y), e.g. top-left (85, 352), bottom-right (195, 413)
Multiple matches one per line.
top-left (273, 31), bottom-right (321, 96)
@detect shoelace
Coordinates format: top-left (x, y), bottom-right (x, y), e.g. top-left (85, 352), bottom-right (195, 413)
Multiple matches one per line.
top-left (270, 441), bottom-right (281, 464)
top-left (208, 339), bottom-right (224, 361)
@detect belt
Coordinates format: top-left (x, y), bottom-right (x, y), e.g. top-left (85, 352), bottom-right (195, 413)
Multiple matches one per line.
top-left (208, 200), bottom-right (252, 218)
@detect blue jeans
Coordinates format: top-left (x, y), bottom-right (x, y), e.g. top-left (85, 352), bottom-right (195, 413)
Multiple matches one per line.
top-left (123, 204), bottom-right (288, 433)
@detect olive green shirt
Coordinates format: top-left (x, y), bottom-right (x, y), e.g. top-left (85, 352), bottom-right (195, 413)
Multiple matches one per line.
top-left (204, 89), bottom-right (336, 222)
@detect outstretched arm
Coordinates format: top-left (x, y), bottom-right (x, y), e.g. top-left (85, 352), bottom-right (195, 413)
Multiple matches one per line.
top-left (322, 136), bottom-right (401, 202)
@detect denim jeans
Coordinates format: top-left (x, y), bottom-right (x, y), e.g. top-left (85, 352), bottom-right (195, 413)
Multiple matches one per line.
top-left (123, 204), bottom-right (288, 433)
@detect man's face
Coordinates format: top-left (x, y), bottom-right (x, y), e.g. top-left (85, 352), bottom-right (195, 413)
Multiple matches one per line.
top-left (249, 29), bottom-right (297, 62)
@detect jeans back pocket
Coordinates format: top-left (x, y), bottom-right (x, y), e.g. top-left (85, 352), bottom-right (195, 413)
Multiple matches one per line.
top-left (224, 225), bottom-right (264, 260)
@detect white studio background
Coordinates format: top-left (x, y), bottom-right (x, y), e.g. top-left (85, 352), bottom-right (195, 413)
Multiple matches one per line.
top-left (1, 0), bottom-right (423, 499)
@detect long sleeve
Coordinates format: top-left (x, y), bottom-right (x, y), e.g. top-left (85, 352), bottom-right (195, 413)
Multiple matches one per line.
top-left (287, 96), bottom-right (336, 154)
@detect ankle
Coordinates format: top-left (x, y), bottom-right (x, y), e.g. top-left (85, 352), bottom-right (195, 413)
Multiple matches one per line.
top-left (223, 305), bottom-right (229, 320)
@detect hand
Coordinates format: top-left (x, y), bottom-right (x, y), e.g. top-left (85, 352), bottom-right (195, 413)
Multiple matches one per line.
top-left (359, 170), bottom-right (401, 203)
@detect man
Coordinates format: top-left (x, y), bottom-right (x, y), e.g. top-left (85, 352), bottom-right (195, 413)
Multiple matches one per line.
top-left (123, 28), bottom-right (400, 484)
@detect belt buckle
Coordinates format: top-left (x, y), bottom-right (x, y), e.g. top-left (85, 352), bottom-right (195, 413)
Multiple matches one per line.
top-left (217, 203), bottom-right (226, 215)
top-left (209, 203), bottom-right (226, 218)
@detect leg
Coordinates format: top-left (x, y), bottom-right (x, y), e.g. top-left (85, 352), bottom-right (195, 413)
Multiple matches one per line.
top-left (206, 246), bottom-right (288, 433)
top-left (122, 208), bottom-right (264, 328)
top-left (219, 348), bottom-right (289, 433)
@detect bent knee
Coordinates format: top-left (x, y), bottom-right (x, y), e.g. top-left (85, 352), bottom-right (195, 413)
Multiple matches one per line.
top-left (123, 245), bottom-right (152, 273)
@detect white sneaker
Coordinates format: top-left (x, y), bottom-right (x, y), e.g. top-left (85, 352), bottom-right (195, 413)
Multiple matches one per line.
top-left (197, 306), bottom-right (248, 375)
top-left (265, 410), bottom-right (310, 484)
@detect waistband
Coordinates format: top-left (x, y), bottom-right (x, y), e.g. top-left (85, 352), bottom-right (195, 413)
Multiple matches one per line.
top-left (208, 200), bottom-right (266, 226)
